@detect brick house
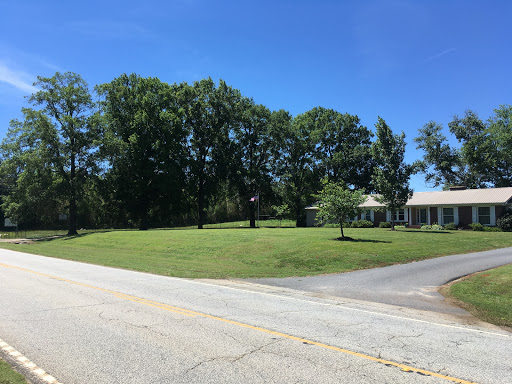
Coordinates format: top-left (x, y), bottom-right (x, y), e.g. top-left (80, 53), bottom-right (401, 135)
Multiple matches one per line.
top-left (306, 186), bottom-right (512, 228)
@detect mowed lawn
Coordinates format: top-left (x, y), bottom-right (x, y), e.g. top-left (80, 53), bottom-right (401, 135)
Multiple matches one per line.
top-left (0, 358), bottom-right (27, 384)
top-left (1, 227), bottom-right (512, 278)
top-left (444, 264), bottom-right (512, 328)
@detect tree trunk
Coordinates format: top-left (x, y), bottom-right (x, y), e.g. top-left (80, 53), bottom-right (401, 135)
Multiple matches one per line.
top-left (295, 196), bottom-right (306, 227)
top-left (67, 150), bottom-right (78, 236)
top-left (68, 198), bottom-right (78, 236)
top-left (197, 176), bottom-right (205, 229)
top-left (340, 223), bottom-right (345, 239)
top-left (139, 199), bottom-right (149, 230)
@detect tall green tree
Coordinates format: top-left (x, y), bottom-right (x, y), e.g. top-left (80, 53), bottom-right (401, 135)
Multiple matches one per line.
top-left (271, 109), bottom-right (321, 227)
top-left (232, 99), bottom-right (272, 228)
top-left (97, 73), bottom-right (188, 230)
top-left (0, 72), bottom-right (100, 234)
top-left (372, 117), bottom-right (413, 230)
top-left (315, 178), bottom-right (367, 239)
top-left (312, 107), bottom-right (375, 190)
top-left (414, 121), bottom-right (470, 188)
top-left (178, 78), bottom-right (241, 229)
top-left (415, 106), bottom-right (512, 189)
top-left (486, 105), bottom-right (512, 187)
top-left (0, 110), bottom-right (61, 228)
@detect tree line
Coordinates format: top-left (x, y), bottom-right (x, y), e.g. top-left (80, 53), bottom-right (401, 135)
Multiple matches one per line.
top-left (0, 72), bottom-right (510, 235)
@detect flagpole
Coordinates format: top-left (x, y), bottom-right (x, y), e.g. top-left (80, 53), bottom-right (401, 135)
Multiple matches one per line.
top-left (257, 192), bottom-right (260, 228)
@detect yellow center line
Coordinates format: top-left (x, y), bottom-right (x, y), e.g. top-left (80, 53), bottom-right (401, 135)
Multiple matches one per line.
top-left (0, 262), bottom-right (477, 384)
top-left (113, 294), bottom-right (196, 317)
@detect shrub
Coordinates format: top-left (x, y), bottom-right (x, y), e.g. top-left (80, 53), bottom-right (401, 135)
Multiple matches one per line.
top-left (469, 223), bottom-right (484, 231)
top-left (497, 213), bottom-right (512, 232)
top-left (484, 226), bottom-right (502, 232)
top-left (379, 221), bottom-right (391, 228)
top-left (422, 223), bottom-right (443, 230)
top-left (351, 220), bottom-right (374, 228)
top-left (394, 225), bottom-right (406, 229)
top-left (444, 222), bottom-right (457, 230)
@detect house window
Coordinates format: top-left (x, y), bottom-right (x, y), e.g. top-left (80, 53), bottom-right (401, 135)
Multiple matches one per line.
top-left (443, 208), bottom-right (454, 224)
top-left (478, 207), bottom-right (491, 225)
top-left (362, 211), bottom-right (372, 221)
top-left (393, 209), bottom-right (405, 221)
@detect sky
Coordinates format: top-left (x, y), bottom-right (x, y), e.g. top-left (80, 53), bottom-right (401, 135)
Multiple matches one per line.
top-left (1, 0), bottom-right (511, 192)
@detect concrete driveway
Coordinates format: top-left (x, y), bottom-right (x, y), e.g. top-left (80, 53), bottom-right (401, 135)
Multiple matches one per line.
top-left (248, 247), bottom-right (512, 314)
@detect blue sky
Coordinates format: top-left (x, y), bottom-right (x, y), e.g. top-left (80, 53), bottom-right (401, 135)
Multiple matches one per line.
top-left (1, 0), bottom-right (511, 192)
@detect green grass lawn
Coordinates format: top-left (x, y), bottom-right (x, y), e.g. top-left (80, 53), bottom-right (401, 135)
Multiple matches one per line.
top-left (1, 227), bottom-right (512, 279)
top-left (444, 264), bottom-right (512, 328)
top-left (0, 359), bottom-right (27, 384)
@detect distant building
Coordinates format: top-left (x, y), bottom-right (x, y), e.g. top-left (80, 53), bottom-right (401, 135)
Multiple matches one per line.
top-left (306, 186), bottom-right (512, 228)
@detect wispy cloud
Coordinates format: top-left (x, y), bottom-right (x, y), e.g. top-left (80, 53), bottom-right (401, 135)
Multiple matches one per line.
top-left (67, 20), bottom-right (151, 40)
top-left (424, 48), bottom-right (456, 62)
top-left (0, 63), bottom-right (38, 94)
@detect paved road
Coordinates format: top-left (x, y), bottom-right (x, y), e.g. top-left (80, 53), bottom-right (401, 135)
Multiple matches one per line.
top-left (1, 249), bottom-right (511, 384)
top-left (249, 247), bottom-right (512, 314)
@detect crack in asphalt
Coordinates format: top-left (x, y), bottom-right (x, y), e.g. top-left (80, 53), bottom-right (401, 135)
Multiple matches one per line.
top-left (183, 339), bottom-right (284, 374)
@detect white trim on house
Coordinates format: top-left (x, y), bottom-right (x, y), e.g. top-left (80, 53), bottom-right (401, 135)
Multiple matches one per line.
top-left (437, 206), bottom-right (459, 225)
top-left (386, 208), bottom-right (408, 222)
top-left (471, 205), bottom-right (497, 226)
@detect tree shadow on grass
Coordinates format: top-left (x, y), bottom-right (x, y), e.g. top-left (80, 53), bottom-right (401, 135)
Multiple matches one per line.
top-left (34, 230), bottom-right (115, 242)
top-left (399, 230), bottom-right (452, 234)
top-left (332, 237), bottom-right (391, 243)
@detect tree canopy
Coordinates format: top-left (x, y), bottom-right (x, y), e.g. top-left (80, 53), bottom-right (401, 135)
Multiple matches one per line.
top-left (97, 73), bottom-right (187, 230)
top-left (2, 70), bottom-right (510, 232)
top-left (415, 106), bottom-right (512, 189)
top-left (0, 72), bottom-right (100, 235)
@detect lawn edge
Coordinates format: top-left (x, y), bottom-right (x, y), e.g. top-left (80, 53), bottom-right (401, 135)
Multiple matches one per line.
top-left (0, 338), bottom-right (62, 384)
top-left (439, 267), bottom-right (512, 332)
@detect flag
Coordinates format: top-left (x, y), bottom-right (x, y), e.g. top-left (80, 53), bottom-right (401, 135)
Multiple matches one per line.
top-left (249, 195), bottom-right (259, 202)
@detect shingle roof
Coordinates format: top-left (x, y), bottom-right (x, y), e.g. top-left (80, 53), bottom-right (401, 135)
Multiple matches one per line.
top-left (360, 195), bottom-right (385, 208)
top-left (406, 187), bottom-right (512, 206)
top-left (307, 187), bottom-right (512, 210)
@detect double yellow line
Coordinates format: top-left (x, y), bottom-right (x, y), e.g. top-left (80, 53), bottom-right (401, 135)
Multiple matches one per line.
top-left (0, 262), bottom-right (477, 384)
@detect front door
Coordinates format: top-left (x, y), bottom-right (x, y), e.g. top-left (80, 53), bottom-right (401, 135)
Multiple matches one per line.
top-left (417, 208), bottom-right (427, 225)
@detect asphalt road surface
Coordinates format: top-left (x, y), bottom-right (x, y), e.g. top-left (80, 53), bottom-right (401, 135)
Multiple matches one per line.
top-left (249, 247), bottom-right (512, 314)
top-left (1, 248), bottom-right (511, 384)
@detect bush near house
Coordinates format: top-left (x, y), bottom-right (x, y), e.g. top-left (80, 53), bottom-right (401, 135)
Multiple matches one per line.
top-left (421, 223), bottom-right (444, 230)
top-left (444, 222), bottom-right (458, 230)
top-left (469, 223), bottom-right (485, 231)
top-left (350, 220), bottom-right (374, 228)
top-left (497, 212), bottom-right (512, 232)
top-left (379, 221), bottom-right (392, 228)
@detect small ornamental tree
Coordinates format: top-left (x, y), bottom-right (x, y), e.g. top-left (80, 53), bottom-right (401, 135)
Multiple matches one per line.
top-left (315, 178), bottom-right (367, 239)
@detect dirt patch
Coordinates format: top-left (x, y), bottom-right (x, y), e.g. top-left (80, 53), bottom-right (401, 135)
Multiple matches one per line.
top-left (0, 238), bottom-right (35, 244)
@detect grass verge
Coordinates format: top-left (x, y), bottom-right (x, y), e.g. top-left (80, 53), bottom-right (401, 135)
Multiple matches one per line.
top-left (443, 264), bottom-right (512, 328)
top-left (1, 227), bottom-right (512, 279)
top-left (0, 358), bottom-right (27, 384)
